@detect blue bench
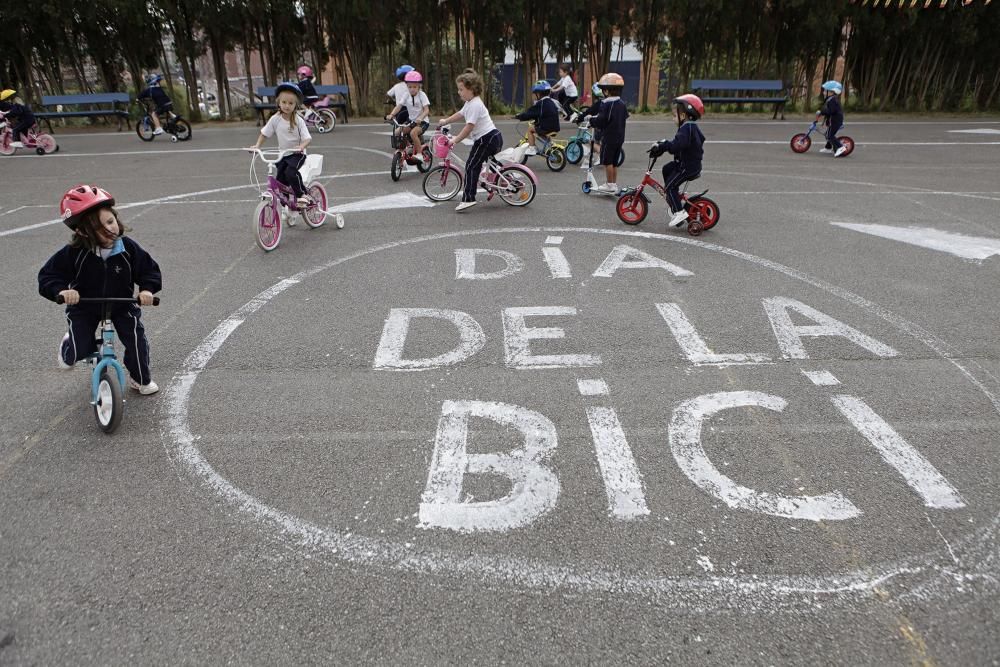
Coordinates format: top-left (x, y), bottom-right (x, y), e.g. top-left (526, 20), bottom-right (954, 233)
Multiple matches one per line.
top-left (254, 85), bottom-right (350, 125)
top-left (691, 80), bottom-right (788, 119)
top-left (34, 93), bottom-right (132, 131)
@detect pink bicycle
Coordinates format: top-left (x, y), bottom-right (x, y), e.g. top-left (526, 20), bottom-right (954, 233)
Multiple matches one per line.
top-left (297, 97), bottom-right (338, 133)
top-left (421, 126), bottom-right (537, 206)
top-left (247, 148), bottom-right (342, 252)
top-left (0, 112), bottom-right (58, 155)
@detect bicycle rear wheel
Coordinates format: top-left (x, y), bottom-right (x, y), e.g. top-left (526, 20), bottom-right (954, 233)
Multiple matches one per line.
top-left (94, 368), bottom-right (124, 433)
top-left (301, 182), bottom-right (328, 228)
top-left (688, 196), bottom-right (720, 231)
top-left (422, 164), bottom-right (463, 201)
top-left (497, 166), bottom-right (536, 206)
top-left (838, 136), bottom-right (855, 156)
top-left (255, 200), bottom-right (282, 251)
top-left (173, 119), bottom-right (192, 141)
top-left (36, 134), bottom-right (57, 154)
top-left (316, 109), bottom-right (336, 133)
top-left (546, 147), bottom-right (566, 172)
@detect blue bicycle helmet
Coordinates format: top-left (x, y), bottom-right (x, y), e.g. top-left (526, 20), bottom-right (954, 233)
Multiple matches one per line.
top-left (395, 65), bottom-right (414, 79)
top-left (821, 80), bottom-right (843, 95)
top-left (145, 74), bottom-right (163, 86)
top-left (275, 81), bottom-right (303, 99)
top-left (532, 80), bottom-right (552, 94)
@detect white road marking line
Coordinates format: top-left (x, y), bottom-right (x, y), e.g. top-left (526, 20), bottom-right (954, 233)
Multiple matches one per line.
top-left (327, 191), bottom-right (435, 214)
top-left (831, 222), bottom-right (1000, 260)
top-left (577, 379), bottom-right (610, 396)
top-left (803, 370), bottom-right (840, 386)
top-left (948, 128), bottom-right (1000, 134)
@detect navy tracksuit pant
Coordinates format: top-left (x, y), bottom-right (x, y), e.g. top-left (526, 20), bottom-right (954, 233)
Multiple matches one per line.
top-left (61, 304), bottom-right (152, 385)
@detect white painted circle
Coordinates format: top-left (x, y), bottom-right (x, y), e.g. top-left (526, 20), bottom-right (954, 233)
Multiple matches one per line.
top-left (164, 227), bottom-right (1000, 609)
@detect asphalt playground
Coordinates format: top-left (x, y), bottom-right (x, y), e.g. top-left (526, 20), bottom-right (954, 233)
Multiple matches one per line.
top-left (1, 113), bottom-right (999, 664)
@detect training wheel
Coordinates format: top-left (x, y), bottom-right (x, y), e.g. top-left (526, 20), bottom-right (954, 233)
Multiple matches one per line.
top-left (686, 221), bottom-right (704, 236)
top-left (171, 135), bottom-right (178, 143)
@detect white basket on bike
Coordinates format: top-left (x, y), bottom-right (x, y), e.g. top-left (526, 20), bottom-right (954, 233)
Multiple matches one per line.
top-left (433, 134), bottom-right (451, 159)
top-left (298, 153), bottom-right (324, 182)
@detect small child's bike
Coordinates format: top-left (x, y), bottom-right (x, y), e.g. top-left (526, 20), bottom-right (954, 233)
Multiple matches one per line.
top-left (616, 153), bottom-right (721, 236)
top-left (247, 148), bottom-right (342, 252)
top-left (0, 113), bottom-right (58, 155)
top-left (297, 99), bottom-right (338, 133)
top-left (136, 102), bottom-right (192, 142)
top-left (422, 126), bottom-right (537, 206)
top-left (790, 120), bottom-right (854, 156)
top-left (514, 121), bottom-right (567, 172)
top-left (385, 118), bottom-right (433, 181)
top-left (55, 295), bottom-right (159, 434)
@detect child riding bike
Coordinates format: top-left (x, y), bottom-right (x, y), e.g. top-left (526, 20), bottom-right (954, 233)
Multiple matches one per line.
top-left (297, 65), bottom-right (320, 108)
top-left (385, 70), bottom-right (431, 163)
top-left (817, 80), bottom-right (847, 157)
top-left (0, 89), bottom-right (36, 148)
top-left (137, 74), bottom-right (175, 136)
top-left (514, 80), bottom-right (561, 154)
top-left (38, 184), bottom-right (162, 395)
top-left (247, 82), bottom-right (312, 207)
top-left (550, 64), bottom-right (578, 119)
top-left (648, 94), bottom-right (706, 227)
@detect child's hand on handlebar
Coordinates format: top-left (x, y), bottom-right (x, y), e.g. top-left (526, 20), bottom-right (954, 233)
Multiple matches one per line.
top-left (59, 289), bottom-right (80, 305)
top-left (138, 290), bottom-right (155, 306)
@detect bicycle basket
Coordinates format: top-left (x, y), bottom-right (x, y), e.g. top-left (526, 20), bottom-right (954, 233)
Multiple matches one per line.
top-left (434, 134), bottom-right (451, 158)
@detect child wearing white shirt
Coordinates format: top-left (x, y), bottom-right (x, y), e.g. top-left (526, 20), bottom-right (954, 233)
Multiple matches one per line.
top-left (248, 82), bottom-right (312, 206)
top-left (551, 64), bottom-right (579, 119)
top-left (385, 70), bottom-right (432, 161)
top-left (438, 69), bottom-right (503, 212)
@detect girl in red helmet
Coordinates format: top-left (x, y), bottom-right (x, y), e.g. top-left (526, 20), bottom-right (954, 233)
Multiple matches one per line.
top-left (38, 185), bottom-right (163, 394)
top-left (296, 65), bottom-right (319, 108)
top-left (650, 94), bottom-right (706, 228)
top-left (385, 70), bottom-right (431, 162)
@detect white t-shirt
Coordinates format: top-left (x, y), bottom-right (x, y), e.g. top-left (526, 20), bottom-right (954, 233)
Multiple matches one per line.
top-left (402, 90), bottom-right (430, 122)
top-left (558, 75), bottom-right (578, 97)
top-left (387, 82), bottom-right (409, 103)
top-left (459, 96), bottom-right (496, 141)
top-left (260, 112), bottom-right (311, 151)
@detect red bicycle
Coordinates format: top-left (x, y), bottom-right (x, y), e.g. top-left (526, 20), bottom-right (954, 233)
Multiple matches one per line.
top-left (615, 153), bottom-right (720, 236)
top-left (386, 118), bottom-right (433, 181)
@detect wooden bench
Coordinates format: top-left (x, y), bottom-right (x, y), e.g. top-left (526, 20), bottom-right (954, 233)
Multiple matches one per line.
top-left (254, 85), bottom-right (350, 125)
top-left (35, 93), bottom-right (132, 131)
top-left (691, 80), bottom-right (788, 119)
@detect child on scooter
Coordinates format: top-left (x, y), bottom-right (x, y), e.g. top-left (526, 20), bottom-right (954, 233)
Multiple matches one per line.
top-left (514, 80), bottom-right (561, 154)
top-left (438, 69), bottom-right (502, 212)
top-left (386, 70), bottom-right (431, 162)
top-left (817, 80), bottom-right (847, 157)
top-left (649, 94), bottom-right (705, 228)
top-left (38, 184), bottom-right (162, 395)
top-left (247, 82), bottom-right (312, 207)
top-left (137, 74), bottom-right (175, 135)
top-left (588, 73), bottom-right (629, 194)
top-left (570, 82), bottom-right (606, 159)
top-left (0, 89), bottom-right (36, 148)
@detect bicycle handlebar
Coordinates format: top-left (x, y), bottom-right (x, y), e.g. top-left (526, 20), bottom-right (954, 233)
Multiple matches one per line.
top-left (246, 147), bottom-right (300, 163)
top-left (56, 295), bottom-right (160, 306)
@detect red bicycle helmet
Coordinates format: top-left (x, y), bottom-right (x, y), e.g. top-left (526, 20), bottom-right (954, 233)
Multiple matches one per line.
top-left (60, 184), bottom-right (115, 229)
top-left (674, 94), bottom-right (705, 120)
top-left (297, 65), bottom-right (314, 79)
top-left (403, 70), bottom-right (423, 84)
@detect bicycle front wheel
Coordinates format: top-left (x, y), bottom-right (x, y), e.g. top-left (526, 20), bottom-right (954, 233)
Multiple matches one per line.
top-left (301, 182), bottom-right (328, 228)
top-left (255, 200), bottom-right (282, 251)
top-left (136, 117), bottom-right (155, 142)
top-left (422, 164), bottom-right (463, 201)
top-left (173, 119), bottom-right (192, 141)
top-left (497, 166), bottom-right (536, 207)
top-left (94, 368), bottom-right (124, 433)
top-left (565, 140), bottom-right (583, 164)
top-left (391, 153), bottom-right (403, 181)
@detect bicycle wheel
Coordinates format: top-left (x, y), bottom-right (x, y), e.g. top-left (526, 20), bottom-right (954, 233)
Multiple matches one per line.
top-left (316, 109), bottom-right (336, 133)
top-left (565, 140), bottom-right (583, 165)
top-left (615, 147), bottom-right (626, 167)
top-left (136, 117), bottom-right (155, 142)
top-left (35, 134), bottom-right (57, 153)
top-left (790, 133), bottom-right (811, 153)
top-left (497, 166), bottom-right (536, 206)
top-left (391, 152), bottom-right (403, 181)
top-left (173, 119), bottom-right (192, 141)
top-left (838, 136), bottom-right (855, 157)
top-left (417, 147), bottom-right (433, 173)
top-left (546, 147), bottom-right (566, 172)
top-left (301, 182), bottom-right (328, 228)
top-left (688, 196), bottom-right (720, 231)
top-left (254, 200), bottom-right (282, 251)
top-left (94, 368), bottom-right (124, 433)
top-left (422, 164), bottom-right (463, 201)
top-left (616, 192), bottom-right (648, 225)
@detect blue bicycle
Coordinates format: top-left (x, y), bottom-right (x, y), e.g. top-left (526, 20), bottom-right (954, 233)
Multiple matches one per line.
top-left (56, 295), bottom-right (160, 433)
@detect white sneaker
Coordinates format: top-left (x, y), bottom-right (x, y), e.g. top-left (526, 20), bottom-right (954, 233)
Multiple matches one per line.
top-left (819, 147), bottom-right (832, 154)
top-left (11, 141), bottom-right (24, 148)
top-left (413, 152), bottom-right (425, 163)
top-left (57, 333), bottom-right (72, 369)
top-left (455, 201), bottom-right (477, 212)
top-left (596, 183), bottom-right (616, 193)
top-left (834, 146), bottom-right (848, 157)
top-left (669, 209), bottom-right (689, 228)
top-left (153, 128), bottom-right (164, 135)
top-left (525, 146), bottom-right (538, 156)
top-left (127, 377), bottom-right (159, 395)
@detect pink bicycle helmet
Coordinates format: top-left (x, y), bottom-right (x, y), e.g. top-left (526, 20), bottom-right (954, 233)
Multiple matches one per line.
top-left (297, 65), bottom-right (313, 79)
top-left (60, 184), bottom-right (115, 229)
top-left (404, 70), bottom-right (423, 83)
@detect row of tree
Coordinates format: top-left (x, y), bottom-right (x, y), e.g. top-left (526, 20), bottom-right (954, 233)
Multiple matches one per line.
top-left (1, 0), bottom-right (997, 121)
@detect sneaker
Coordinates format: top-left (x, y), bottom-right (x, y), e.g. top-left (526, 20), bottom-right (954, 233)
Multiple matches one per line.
top-left (819, 147), bottom-right (832, 154)
top-left (11, 141), bottom-right (24, 148)
top-left (413, 152), bottom-right (425, 163)
top-left (455, 201), bottom-right (477, 212)
top-left (127, 377), bottom-right (159, 395)
top-left (152, 128), bottom-right (164, 136)
top-left (596, 183), bottom-right (617, 193)
top-left (525, 146), bottom-right (538, 156)
top-left (834, 146), bottom-right (848, 157)
top-left (57, 333), bottom-right (72, 369)
top-left (669, 209), bottom-right (689, 228)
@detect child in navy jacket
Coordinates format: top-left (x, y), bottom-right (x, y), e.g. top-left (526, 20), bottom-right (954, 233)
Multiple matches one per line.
top-left (817, 80), bottom-right (846, 156)
top-left (515, 80), bottom-right (561, 153)
top-left (650, 94), bottom-right (706, 227)
top-left (0, 89), bottom-right (36, 147)
top-left (137, 74), bottom-right (174, 136)
top-left (588, 73), bottom-right (629, 193)
top-left (39, 185), bottom-right (162, 395)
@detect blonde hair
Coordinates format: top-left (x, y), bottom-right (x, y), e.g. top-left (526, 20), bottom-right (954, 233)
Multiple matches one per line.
top-left (456, 69), bottom-right (483, 97)
top-left (276, 90), bottom-right (299, 132)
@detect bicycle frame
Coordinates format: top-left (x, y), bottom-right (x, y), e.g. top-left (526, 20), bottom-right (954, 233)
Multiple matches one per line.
top-left (91, 314), bottom-right (127, 405)
top-left (436, 127), bottom-right (539, 194)
top-left (250, 148), bottom-right (305, 211)
top-left (625, 156), bottom-right (708, 210)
